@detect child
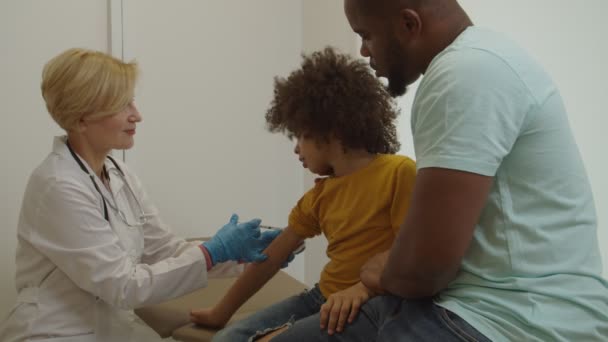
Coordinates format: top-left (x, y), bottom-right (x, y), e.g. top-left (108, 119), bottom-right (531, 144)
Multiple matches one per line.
top-left (190, 47), bottom-right (416, 341)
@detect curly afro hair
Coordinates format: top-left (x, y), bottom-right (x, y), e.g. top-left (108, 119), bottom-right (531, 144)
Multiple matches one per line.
top-left (265, 46), bottom-right (400, 154)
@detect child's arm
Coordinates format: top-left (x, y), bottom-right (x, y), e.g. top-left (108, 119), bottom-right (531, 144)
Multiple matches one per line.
top-left (190, 227), bottom-right (304, 328)
top-left (319, 281), bottom-right (374, 335)
top-left (319, 247), bottom-right (393, 336)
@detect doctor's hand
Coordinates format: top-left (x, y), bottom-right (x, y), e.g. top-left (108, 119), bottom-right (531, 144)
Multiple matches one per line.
top-left (203, 214), bottom-right (272, 265)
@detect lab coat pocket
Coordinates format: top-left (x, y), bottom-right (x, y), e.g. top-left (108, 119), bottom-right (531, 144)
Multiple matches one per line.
top-left (0, 288), bottom-right (40, 342)
top-left (16, 287), bottom-right (40, 324)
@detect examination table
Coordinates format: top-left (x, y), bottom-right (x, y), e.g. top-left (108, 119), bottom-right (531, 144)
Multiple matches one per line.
top-left (135, 268), bottom-right (307, 341)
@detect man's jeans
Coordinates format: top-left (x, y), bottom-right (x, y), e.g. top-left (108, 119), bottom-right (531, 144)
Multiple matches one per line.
top-left (212, 284), bottom-right (490, 342)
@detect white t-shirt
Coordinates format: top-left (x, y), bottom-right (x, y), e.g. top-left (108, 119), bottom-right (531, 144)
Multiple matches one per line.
top-left (413, 26), bottom-right (608, 341)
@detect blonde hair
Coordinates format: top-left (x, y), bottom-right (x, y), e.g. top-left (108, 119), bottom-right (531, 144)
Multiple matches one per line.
top-left (41, 48), bottom-right (138, 130)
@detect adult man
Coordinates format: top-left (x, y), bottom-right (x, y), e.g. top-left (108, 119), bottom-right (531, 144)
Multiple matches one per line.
top-left (339, 0), bottom-right (608, 340)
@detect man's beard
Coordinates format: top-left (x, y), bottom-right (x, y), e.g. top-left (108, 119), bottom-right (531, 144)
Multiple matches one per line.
top-left (385, 36), bottom-right (409, 97)
top-left (387, 68), bottom-right (408, 97)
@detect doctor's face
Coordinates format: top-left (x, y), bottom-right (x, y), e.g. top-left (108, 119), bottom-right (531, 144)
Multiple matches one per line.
top-left (83, 101), bottom-right (142, 153)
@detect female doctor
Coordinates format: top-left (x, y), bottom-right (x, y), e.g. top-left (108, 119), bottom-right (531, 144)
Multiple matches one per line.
top-left (0, 48), bottom-right (281, 342)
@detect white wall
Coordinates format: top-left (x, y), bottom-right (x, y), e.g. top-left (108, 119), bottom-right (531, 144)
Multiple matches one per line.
top-left (0, 0), bottom-right (109, 318)
top-left (120, 1), bottom-right (307, 281)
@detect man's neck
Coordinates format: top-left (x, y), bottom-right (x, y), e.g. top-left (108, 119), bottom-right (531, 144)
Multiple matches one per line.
top-left (420, 8), bottom-right (473, 73)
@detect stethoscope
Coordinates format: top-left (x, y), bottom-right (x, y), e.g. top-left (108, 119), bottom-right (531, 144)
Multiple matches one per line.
top-left (66, 141), bottom-right (148, 226)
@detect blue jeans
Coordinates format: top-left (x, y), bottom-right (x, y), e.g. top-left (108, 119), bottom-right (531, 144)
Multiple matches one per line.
top-left (213, 285), bottom-right (490, 342)
top-left (212, 284), bottom-right (326, 342)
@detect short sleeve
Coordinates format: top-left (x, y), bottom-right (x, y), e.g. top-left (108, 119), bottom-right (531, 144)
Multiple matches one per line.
top-left (288, 179), bottom-right (324, 238)
top-left (412, 48), bottom-right (534, 176)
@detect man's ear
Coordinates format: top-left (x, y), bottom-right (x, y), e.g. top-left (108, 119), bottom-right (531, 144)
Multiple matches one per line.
top-left (398, 9), bottom-right (422, 37)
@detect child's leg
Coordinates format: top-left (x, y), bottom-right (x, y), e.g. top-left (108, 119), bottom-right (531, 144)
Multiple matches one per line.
top-left (255, 313), bottom-right (322, 342)
top-left (254, 326), bottom-right (288, 342)
top-left (212, 285), bottom-right (325, 342)
top-left (255, 294), bottom-right (395, 342)
top-left (265, 309), bottom-right (375, 342)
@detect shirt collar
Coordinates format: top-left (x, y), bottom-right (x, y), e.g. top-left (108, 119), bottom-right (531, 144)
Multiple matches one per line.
top-left (53, 135), bottom-right (126, 194)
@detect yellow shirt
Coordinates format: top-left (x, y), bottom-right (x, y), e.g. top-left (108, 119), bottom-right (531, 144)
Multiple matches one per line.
top-left (288, 154), bottom-right (416, 298)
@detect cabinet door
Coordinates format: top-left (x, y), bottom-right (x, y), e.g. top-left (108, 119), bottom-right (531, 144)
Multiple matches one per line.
top-left (0, 0), bottom-right (110, 316)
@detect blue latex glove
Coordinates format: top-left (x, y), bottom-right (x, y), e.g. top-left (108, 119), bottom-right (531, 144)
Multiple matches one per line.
top-left (259, 229), bottom-right (296, 269)
top-left (203, 214), bottom-right (268, 265)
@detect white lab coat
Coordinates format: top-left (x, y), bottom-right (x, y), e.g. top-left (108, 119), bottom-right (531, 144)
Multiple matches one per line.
top-left (0, 136), bottom-right (242, 342)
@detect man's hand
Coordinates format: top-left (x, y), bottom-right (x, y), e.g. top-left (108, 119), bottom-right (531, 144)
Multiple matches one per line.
top-left (190, 307), bottom-right (229, 329)
top-left (319, 282), bottom-right (374, 335)
top-left (360, 251), bottom-right (390, 295)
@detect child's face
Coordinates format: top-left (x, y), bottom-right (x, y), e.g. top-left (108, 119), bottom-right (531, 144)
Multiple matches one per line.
top-left (294, 135), bottom-right (334, 176)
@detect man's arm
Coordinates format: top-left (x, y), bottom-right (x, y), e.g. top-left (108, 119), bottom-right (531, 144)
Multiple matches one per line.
top-left (359, 250), bottom-right (389, 295)
top-left (381, 167), bottom-right (493, 298)
top-left (191, 227), bottom-right (304, 327)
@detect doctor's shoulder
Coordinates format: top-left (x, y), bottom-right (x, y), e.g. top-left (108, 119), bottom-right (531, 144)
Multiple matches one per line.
top-left (24, 153), bottom-right (87, 197)
top-left (17, 155), bottom-right (98, 235)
